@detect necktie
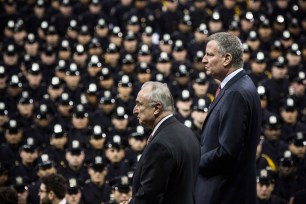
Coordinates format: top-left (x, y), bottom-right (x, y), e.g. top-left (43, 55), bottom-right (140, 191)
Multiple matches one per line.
top-left (147, 134), bottom-right (154, 145)
top-left (215, 85), bottom-right (221, 98)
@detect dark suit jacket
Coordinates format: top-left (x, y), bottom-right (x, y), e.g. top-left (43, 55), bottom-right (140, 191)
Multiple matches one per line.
top-left (195, 70), bottom-right (261, 204)
top-left (130, 116), bottom-right (200, 204)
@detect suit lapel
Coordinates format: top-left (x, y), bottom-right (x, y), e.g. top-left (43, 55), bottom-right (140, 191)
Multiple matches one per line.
top-left (202, 70), bottom-right (247, 130)
top-left (149, 116), bottom-right (177, 143)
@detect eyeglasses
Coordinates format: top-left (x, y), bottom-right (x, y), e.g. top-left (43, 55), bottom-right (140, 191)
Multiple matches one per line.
top-left (39, 189), bottom-right (48, 193)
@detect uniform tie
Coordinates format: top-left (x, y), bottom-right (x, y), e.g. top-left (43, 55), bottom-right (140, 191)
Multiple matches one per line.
top-left (215, 85), bottom-right (221, 98)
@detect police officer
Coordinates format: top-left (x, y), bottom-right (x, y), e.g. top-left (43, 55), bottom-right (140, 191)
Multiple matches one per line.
top-left (43, 76), bottom-right (64, 116)
top-left (104, 135), bottom-right (131, 182)
top-left (108, 175), bottom-right (132, 204)
top-left (288, 132), bottom-right (306, 179)
top-left (125, 125), bottom-right (147, 170)
top-left (286, 43), bottom-right (303, 81)
top-left (58, 39), bottom-right (71, 61)
top-left (82, 55), bottom-right (103, 86)
top-left (14, 91), bottom-right (35, 128)
top-left (121, 31), bottom-right (139, 57)
top-left (247, 51), bottom-right (270, 87)
top-left (76, 25), bottom-right (92, 47)
top-left (109, 106), bottom-right (133, 143)
top-left (256, 168), bottom-right (287, 204)
top-left (134, 62), bottom-right (153, 95)
top-left (43, 124), bottom-right (68, 167)
top-left (24, 63), bottom-right (46, 102)
top-left (65, 178), bottom-right (84, 204)
top-left (57, 140), bottom-right (90, 185)
top-left (174, 89), bottom-right (193, 123)
top-left (23, 103), bottom-right (54, 148)
top-left (118, 54), bottom-right (137, 82)
top-left (104, 43), bottom-right (121, 72)
top-left (261, 114), bottom-right (288, 166)
top-left (273, 150), bottom-right (306, 201)
top-left (192, 72), bottom-right (214, 102)
top-left (290, 71), bottom-right (306, 122)
top-left (68, 104), bottom-right (91, 146)
top-left (72, 44), bottom-right (88, 74)
top-left (84, 83), bottom-right (101, 117)
top-left (137, 44), bottom-right (153, 64)
top-left (6, 75), bottom-right (23, 114)
top-left (53, 92), bottom-right (74, 129)
top-left (279, 97), bottom-right (306, 142)
top-left (0, 119), bottom-right (25, 167)
top-left (63, 63), bottom-right (83, 105)
top-left (109, 26), bottom-right (124, 48)
top-left (84, 125), bottom-right (107, 165)
top-left (2, 43), bottom-right (20, 77)
top-left (207, 10), bottom-right (224, 34)
top-left (115, 76), bottom-right (135, 114)
top-left (88, 37), bottom-right (103, 56)
top-left (28, 153), bottom-right (57, 204)
top-left (24, 33), bottom-right (40, 59)
top-left (262, 56), bottom-right (290, 114)
top-left (82, 155), bottom-right (112, 204)
top-left (93, 17), bottom-right (109, 51)
top-left (187, 23), bottom-right (209, 64)
top-left (171, 14), bottom-right (194, 46)
top-left (39, 44), bottom-right (57, 83)
top-left (154, 51), bottom-right (173, 84)
top-left (190, 98), bottom-right (210, 140)
top-left (9, 137), bottom-right (39, 184)
top-left (12, 176), bottom-right (30, 204)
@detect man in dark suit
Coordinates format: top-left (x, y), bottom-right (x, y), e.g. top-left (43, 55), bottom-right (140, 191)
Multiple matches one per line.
top-left (122, 81), bottom-right (200, 204)
top-left (195, 32), bottom-right (261, 204)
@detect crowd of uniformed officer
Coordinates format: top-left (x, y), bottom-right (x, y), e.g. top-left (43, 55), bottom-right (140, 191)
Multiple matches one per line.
top-left (0, 0), bottom-right (306, 203)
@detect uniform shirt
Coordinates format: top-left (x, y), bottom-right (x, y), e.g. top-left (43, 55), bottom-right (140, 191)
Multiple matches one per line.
top-left (82, 181), bottom-right (112, 204)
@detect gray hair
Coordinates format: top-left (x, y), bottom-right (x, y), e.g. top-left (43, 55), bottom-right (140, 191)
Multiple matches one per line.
top-left (141, 81), bottom-right (175, 112)
top-left (207, 32), bottom-right (244, 69)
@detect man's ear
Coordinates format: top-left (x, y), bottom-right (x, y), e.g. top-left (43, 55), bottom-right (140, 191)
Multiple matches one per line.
top-left (48, 191), bottom-right (55, 200)
top-left (223, 53), bottom-right (232, 67)
top-left (153, 102), bottom-right (162, 116)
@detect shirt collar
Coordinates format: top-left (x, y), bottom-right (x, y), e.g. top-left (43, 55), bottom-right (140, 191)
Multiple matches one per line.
top-left (220, 68), bottom-right (243, 89)
top-left (151, 114), bottom-right (173, 137)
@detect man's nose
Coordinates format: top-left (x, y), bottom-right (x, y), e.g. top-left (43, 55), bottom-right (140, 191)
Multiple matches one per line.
top-left (202, 56), bottom-right (207, 63)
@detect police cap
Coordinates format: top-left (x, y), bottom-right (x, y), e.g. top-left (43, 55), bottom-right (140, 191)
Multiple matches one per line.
top-left (192, 98), bottom-right (210, 112)
top-left (52, 124), bottom-right (67, 138)
top-left (37, 154), bottom-right (53, 170)
top-left (256, 168), bottom-right (275, 185)
top-left (67, 140), bottom-right (83, 155)
top-left (281, 97), bottom-right (297, 112)
top-left (13, 176), bottom-right (28, 193)
top-left (290, 132), bottom-right (306, 147)
top-left (105, 134), bottom-right (124, 149)
top-left (99, 90), bottom-right (115, 104)
top-left (279, 150), bottom-right (295, 167)
top-left (110, 175), bottom-right (131, 193)
top-left (91, 125), bottom-right (106, 139)
top-left (89, 155), bottom-right (106, 171)
top-left (67, 178), bottom-right (80, 195)
top-left (73, 104), bottom-right (88, 118)
top-left (264, 115), bottom-right (281, 129)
